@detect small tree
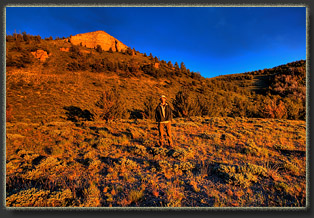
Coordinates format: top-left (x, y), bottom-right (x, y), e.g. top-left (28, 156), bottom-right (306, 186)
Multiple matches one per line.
top-left (174, 62), bottom-right (180, 71)
top-left (6, 54), bottom-right (18, 67)
top-left (180, 62), bottom-right (187, 74)
top-left (95, 45), bottom-right (103, 53)
top-left (174, 62), bottom-right (181, 76)
top-left (261, 96), bottom-right (287, 119)
top-left (283, 97), bottom-right (303, 120)
top-left (34, 35), bottom-right (41, 43)
top-left (167, 61), bottom-right (173, 69)
top-left (143, 96), bottom-right (158, 119)
top-left (124, 47), bottom-right (134, 56)
top-left (69, 45), bottom-right (81, 59)
top-left (127, 58), bottom-right (140, 74)
top-left (132, 48), bottom-right (136, 55)
top-left (173, 89), bottom-right (200, 117)
top-left (19, 51), bottom-right (34, 68)
top-left (22, 31), bottom-right (30, 42)
top-left (95, 88), bottom-right (129, 121)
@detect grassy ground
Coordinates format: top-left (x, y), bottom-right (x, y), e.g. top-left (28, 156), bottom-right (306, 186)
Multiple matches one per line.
top-left (6, 116), bottom-right (306, 207)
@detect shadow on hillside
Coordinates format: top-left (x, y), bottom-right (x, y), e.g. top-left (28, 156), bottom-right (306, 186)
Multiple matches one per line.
top-left (252, 75), bottom-right (271, 94)
top-left (129, 109), bottom-right (144, 119)
top-left (63, 106), bottom-right (94, 122)
top-left (280, 149), bottom-right (306, 158)
top-left (89, 126), bottom-right (110, 132)
top-left (99, 156), bottom-right (120, 165)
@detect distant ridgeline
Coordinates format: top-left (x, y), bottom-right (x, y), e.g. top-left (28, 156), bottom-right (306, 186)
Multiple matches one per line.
top-left (6, 31), bottom-right (306, 122)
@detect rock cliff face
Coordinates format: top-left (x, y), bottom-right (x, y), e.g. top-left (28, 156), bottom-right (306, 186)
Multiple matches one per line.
top-left (69, 31), bottom-right (128, 52)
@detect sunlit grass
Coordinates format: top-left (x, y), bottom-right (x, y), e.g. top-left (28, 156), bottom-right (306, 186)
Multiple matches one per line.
top-left (6, 116), bottom-right (306, 207)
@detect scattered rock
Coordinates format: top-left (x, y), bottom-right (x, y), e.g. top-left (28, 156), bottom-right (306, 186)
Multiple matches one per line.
top-left (31, 49), bottom-right (50, 62)
top-left (59, 47), bottom-right (70, 52)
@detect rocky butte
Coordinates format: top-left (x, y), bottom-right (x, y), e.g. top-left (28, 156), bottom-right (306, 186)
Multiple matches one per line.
top-left (69, 30), bottom-right (128, 52)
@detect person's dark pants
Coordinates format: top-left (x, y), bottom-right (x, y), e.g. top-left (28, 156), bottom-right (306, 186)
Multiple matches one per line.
top-left (158, 122), bottom-right (173, 147)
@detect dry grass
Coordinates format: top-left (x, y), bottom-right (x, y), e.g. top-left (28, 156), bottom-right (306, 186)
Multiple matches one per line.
top-left (6, 68), bottom-right (183, 124)
top-left (6, 116), bottom-right (306, 207)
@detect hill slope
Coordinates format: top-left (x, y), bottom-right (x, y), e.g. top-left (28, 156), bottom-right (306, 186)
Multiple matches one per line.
top-left (5, 31), bottom-right (307, 208)
top-left (6, 32), bottom-right (306, 123)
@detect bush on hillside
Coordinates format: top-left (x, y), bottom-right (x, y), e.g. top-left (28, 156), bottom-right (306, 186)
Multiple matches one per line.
top-left (6, 54), bottom-right (20, 68)
top-left (283, 97), bottom-right (305, 120)
top-left (5, 32), bottom-right (306, 121)
top-left (173, 89), bottom-right (201, 118)
top-left (230, 96), bottom-right (259, 118)
top-left (261, 96), bottom-right (287, 119)
top-left (95, 88), bottom-right (129, 121)
top-left (69, 45), bottom-right (81, 59)
top-left (95, 45), bottom-right (103, 53)
top-left (141, 64), bottom-right (156, 77)
top-left (6, 102), bottom-right (13, 122)
top-left (6, 50), bottom-right (34, 68)
top-left (143, 96), bottom-right (158, 120)
top-left (67, 61), bottom-right (81, 72)
top-left (6, 32), bottom-right (42, 43)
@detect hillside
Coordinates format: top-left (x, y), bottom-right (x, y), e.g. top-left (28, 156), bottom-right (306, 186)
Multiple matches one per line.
top-left (5, 31), bottom-right (307, 207)
top-left (6, 31), bottom-right (204, 123)
top-left (6, 31), bottom-right (306, 123)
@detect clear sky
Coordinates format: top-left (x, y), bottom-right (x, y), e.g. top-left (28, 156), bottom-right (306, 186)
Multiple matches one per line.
top-left (6, 6), bottom-right (306, 78)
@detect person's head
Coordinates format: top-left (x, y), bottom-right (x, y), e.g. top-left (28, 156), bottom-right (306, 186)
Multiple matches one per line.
top-left (160, 95), bottom-right (167, 104)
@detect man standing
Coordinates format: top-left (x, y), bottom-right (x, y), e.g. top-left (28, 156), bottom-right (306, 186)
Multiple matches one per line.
top-left (155, 95), bottom-right (174, 147)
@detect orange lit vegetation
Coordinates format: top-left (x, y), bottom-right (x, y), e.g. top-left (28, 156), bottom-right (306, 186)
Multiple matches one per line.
top-left (5, 32), bottom-right (306, 207)
top-left (6, 116), bottom-right (306, 207)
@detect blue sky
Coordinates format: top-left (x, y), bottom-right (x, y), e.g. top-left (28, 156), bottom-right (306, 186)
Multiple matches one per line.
top-left (6, 7), bottom-right (306, 78)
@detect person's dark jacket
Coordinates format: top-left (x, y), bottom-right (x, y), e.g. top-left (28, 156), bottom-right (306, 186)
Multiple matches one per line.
top-left (155, 103), bottom-right (172, 123)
